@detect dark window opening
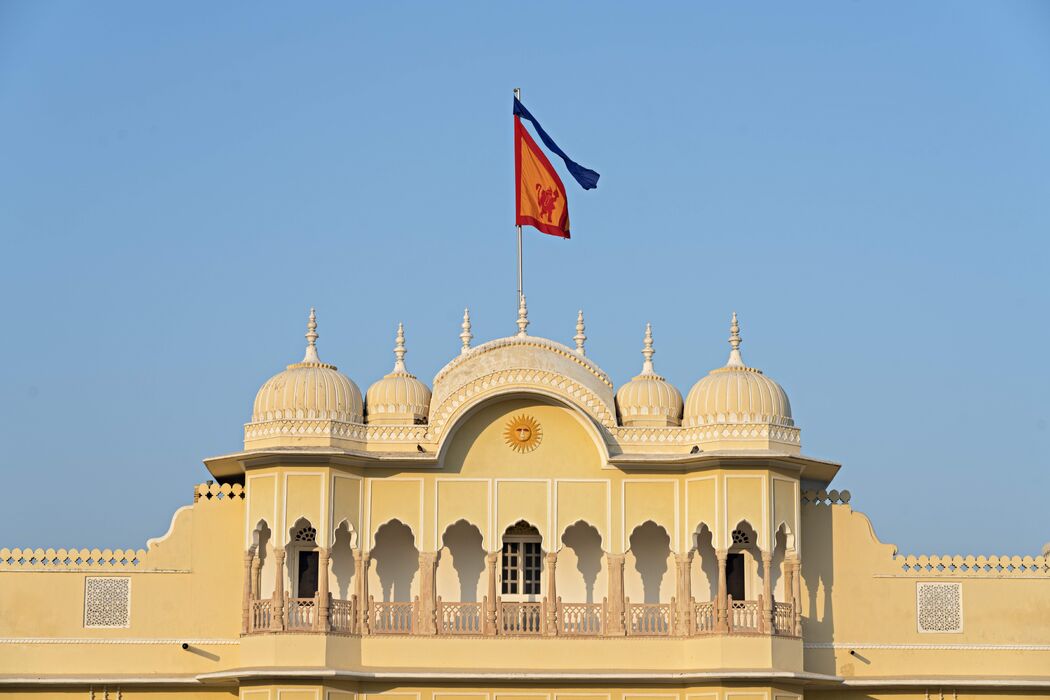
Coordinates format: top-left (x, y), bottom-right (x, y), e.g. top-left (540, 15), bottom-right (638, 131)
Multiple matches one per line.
top-left (726, 552), bottom-right (746, 601)
top-left (297, 550), bottom-right (319, 598)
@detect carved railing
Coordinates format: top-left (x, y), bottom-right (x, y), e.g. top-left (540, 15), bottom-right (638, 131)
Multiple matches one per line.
top-left (249, 598), bottom-right (272, 632)
top-left (370, 597), bottom-right (416, 634)
top-left (437, 598), bottom-right (484, 635)
top-left (498, 599), bottom-right (544, 635)
top-left (773, 602), bottom-right (794, 636)
top-left (693, 600), bottom-right (715, 633)
top-left (727, 597), bottom-right (759, 633)
top-left (330, 596), bottom-right (356, 633)
top-left (893, 553), bottom-right (1050, 577)
top-left (286, 596), bottom-right (316, 630)
top-left (626, 598), bottom-right (673, 636)
top-left (558, 598), bottom-right (604, 636)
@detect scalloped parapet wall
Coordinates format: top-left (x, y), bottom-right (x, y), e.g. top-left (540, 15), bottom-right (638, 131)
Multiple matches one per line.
top-left (801, 488), bottom-right (851, 505)
top-left (893, 553), bottom-right (1050, 577)
top-left (0, 482), bottom-right (243, 571)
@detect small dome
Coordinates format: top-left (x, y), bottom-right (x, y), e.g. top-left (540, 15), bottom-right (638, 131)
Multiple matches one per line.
top-left (366, 323), bottom-right (431, 425)
top-left (616, 323), bottom-right (683, 427)
top-left (251, 309), bottom-right (363, 423)
top-left (684, 313), bottom-right (793, 428)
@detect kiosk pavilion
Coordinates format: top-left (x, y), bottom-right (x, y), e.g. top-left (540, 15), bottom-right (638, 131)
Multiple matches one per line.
top-left (2, 305), bottom-right (1049, 699)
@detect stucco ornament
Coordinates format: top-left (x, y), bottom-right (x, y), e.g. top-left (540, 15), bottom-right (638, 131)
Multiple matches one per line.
top-left (503, 414), bottom-right (542, 453)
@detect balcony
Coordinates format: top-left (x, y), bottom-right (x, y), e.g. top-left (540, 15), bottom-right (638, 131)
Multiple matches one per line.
top-left (245, 592), bottom-right (799, 638)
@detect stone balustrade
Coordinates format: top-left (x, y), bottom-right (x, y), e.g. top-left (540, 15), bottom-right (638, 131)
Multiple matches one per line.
top-left (244, 594), bottom-right (798, 638)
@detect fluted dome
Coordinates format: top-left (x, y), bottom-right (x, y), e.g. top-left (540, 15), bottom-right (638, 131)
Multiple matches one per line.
top-left (251, 309), bottom-right (363, 424)
top-left (366, 323), bottom-right (431, 425)
top-left (616, 323), bottom-right (683, 427)
top-left (684, 313), bottom-right (793, 428)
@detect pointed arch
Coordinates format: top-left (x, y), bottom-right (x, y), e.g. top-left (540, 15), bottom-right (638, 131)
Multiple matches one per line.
top-left (559, 520), bottom-right (605, 604)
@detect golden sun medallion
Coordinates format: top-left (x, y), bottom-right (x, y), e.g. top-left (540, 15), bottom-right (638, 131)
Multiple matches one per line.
top-left (503, 414), bottom-right (542, 453)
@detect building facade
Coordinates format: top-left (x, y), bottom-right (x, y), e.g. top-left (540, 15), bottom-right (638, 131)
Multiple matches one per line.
top-left (2, 306), bottom-right (1049, 699)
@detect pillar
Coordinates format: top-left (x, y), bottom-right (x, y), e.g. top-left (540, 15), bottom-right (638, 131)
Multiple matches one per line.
top-left (675, 552), bottom-right (693, 636)
top-left (242, 549), bottom-right (255, 634)
top-left (316, 548), bottom-right (331, 632)
top-left (760, 550), bottom-right (773, 634)
top-left (250, 549), bottom-right (262, 599)
top-left (355, 549), bottom-right (370, 634)
top-left (417, 551), bottom-right (438, 635)
top-left (485, 552), bottom-right (498, 635)
top-left (545, 552), bottom-right (558, 635)
top-left (271, 547), bottom-right (286, 631)
top-left (606, 553), bottom-right (625, 636)
top-left (715, 549), bottom-right (728, 632)
top-left (782, 556), bottom-right (794, 635)
top-left (790, 555), bottom-right (802, 636)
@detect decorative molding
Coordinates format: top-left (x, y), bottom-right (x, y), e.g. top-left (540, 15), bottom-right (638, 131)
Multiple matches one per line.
top-left (432, 336), bottom-right (613, 388)
top-left (894, 553), bottom-right (1049, 577)
top-left (806, 641), bottom-right (1050, 651)
top-left (801, 489), bottom-right (851, 506)
top-left (0, 637), bottom-right (237, 645)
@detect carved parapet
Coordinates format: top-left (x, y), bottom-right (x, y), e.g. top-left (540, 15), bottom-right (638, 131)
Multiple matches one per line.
top-left (194, 482), bottom-right (245, 501)
top-left (894, 553), bottom-right (1050, 577)
top-left (801, 489), bottom-right (851, 506)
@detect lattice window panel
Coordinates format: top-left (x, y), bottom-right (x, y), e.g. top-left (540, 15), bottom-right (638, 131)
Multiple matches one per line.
top-left (84, 576), bottom-right (131, 628)
top-left (916, 581), bottom-right (962, 633)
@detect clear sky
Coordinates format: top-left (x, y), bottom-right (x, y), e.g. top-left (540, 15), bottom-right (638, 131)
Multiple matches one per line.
top-left (1, 2), bottom-right (1048, 555)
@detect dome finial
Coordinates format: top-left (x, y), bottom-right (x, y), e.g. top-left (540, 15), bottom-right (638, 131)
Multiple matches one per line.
top-left (460, 308), bottom-right (472, 354)
top-left (303, 307), bottom-right (321, 363)
top-left (726, 311), bottom-right (745, 367)
top-left (574, 310), bottom-right (587, 355)
top-left (516, 294), bottom-right (529, 336)
top-left (392, 322), bottom-right (407, 373)
top-left (641, 322), bottom-right (655, 374)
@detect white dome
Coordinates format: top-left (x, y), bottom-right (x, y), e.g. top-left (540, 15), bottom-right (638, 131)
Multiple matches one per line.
top-left (683, 313), bottom-right (793, 428)
top-left (366, 323), bottom-right (431, 425)
top-left (616, 324), bottom-right (682, 427)
top-left (250, 309), bottom-right (363, 424)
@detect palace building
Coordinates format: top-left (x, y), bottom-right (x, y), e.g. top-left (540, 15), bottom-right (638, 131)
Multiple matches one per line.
top-left (2, 304), bottom-right (1049, 699)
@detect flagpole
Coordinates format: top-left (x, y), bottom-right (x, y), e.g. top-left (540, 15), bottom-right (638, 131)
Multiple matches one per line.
top-left (514, 87), bottom-right (523, 305)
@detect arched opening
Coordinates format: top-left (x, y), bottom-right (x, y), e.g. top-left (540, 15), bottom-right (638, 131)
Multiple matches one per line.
top-left (251, 520), bottom-right (273, 598)
top-left (287, 517), bottom-right (319, 599)
top-left (331, 520), bottom-right (356, 600)
top-left (371, 520), bottom-right (419, 602)
top-left (500, 520), bottom-right (543, 600)
top-left (438, 520), bottom-right (486, 602)
top-left (559, 521), bottom-right (604, 604)
top-left (626, 521), bottom-right (673, 604)
top-left (690, 523), bottom-right (718, 602)
top-left (728, 520), bottom-right (761, 601)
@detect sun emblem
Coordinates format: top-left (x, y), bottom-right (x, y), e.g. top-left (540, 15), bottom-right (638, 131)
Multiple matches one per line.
top-left (503, 414), bottom-right (542, 453)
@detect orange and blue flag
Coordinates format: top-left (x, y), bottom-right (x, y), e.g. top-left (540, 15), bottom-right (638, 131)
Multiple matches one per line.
top-left (514, 97), bottom-right (599, 239)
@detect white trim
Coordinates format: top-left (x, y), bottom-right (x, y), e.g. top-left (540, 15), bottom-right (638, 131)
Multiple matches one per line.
top-left (434, 477), bottom-right (492, 551)
top-left (243, 690), bottom-right (272, 700)
top-left (282, 471), bottom-right (327, 548)
top-left (723, 474), bottom-right (766, 551)
top-left (805, 641), bottom-right (1050, 651)
top-left (196, 668), bottom-right (840, 682)
top-left (494, 478), bottom-right (552, 546)
top-left (726, 693), bottom-right (768, 700)
top-left (684, 476), bottom-right (718, 552)
top-left (621, 479), bottom-right (680, 551)
top-left (279, 689), bottom-right (319, 700)
top-left (330, 473), bottom-right (363, 549)
top-left (770, 474), bottom-right (798, 554)
top-left (553, 478), bottom-right (612, 548)
top-left (245, 473), bottom-right (278, 549)
top-left (367, 476), bottom-right (426, 545)
top-left (0, 637), bottom-right (237, 645)
top-left (148, 505), bottom-right (192, 551)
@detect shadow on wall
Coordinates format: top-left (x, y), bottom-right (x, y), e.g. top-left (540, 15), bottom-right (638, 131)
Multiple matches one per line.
top-left (561, 521), bottom-right (604, 603)
top-left (331, 521), bottom-right (356, 600)
top-left (372, 520), bottom-right (419, 602)
top-left (629, 521), bottom-right (671, 604)
top-left (802, 503), bottom-right (836, 675)
top-left (441, 520), bottom-right (486, 601)
top-left (692, 524), bottom-right (718, 600)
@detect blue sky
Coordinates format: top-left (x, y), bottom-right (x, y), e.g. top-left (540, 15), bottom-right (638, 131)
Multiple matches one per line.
top-left (1, 2), bottom-right (1048, 555)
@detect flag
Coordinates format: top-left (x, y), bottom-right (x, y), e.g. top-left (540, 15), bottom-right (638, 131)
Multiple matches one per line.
top-left (513, 97), bottom-right (600, 239)
top-left (515, 115), bottom-right (570, 238)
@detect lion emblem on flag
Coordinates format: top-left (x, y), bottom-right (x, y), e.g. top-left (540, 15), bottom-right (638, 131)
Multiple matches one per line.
top-left (535, 184), bottom-right (560, 222)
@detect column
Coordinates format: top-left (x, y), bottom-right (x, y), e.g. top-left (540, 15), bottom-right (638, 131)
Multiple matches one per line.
top-left (791, 555), bottom-right (802, 637)
top-left (242, 549), bottom-right (255, 634)
top-left (715, 549), bottom-right (728, 632)
top-left (485, 552), bottom-right (498, 635)
top-left (675, 552), bottom-right (693, 636)
top-left (760, 550), bottom-right (773, 634)
top-left (783, 556), bottom-right (795, 635)
top-left (605, 553), bottom-right (626, 636)
top-left (417, 551), bottom-right (438, 635)
top-left (355, 549), bottom-right (370, 634)
top-left (250, 549), bottom-right (262, 599)
top-left (271, 547), bottom-right (286, 631)
top-left (316, 548), bottom-right (331, 632)
top-left (545, 552), bottom-right (558, 635)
